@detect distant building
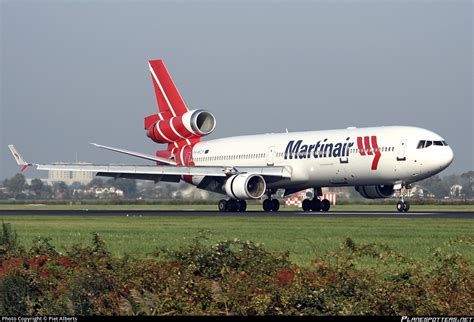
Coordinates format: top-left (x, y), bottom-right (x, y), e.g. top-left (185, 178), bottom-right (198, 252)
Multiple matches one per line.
top-left (408, 185), bottom-right (424, 198)
top-left (48, 163), bottom-right (94, 185)
top-left (450, 184), bottom-right (463, 198)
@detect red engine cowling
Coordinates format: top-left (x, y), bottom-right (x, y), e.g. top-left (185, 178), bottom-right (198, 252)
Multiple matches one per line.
top-left (145, 109), bottom-right (216, 144)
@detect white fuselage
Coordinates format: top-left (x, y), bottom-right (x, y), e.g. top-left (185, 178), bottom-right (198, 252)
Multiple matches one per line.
top-left (191, 126), bottom-right (454, 191)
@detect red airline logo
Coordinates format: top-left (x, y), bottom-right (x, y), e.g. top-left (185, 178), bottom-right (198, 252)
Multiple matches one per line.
top-left (356, 136), bottom-right (382, 170)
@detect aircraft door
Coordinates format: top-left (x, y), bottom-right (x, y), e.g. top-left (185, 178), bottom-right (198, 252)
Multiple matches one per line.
top-left (397, 139), bottom-right (407, 161)
top-left (266, 146), bottom-right (275, 166)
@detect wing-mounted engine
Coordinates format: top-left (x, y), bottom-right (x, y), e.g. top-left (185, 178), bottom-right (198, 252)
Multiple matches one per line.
top-left (225, 173), bottom-right (266, 200)
top-left (355, 185), bottom-right (394, 199)
top-left (145, 109), bottom-right (216, 144)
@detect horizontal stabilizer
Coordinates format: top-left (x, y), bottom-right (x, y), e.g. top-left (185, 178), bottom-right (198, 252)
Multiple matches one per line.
top-left (91, 143), bottom-right (177, 165)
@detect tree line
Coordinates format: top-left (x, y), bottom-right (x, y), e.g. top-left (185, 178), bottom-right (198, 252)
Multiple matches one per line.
top-left (0, 171), bottom-right (472, 201)
top-left (0, 175), bottom-right (137, 200)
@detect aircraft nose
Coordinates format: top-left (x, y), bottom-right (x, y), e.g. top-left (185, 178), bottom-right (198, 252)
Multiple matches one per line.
top-left (441, 146), bottom-right (454, 169)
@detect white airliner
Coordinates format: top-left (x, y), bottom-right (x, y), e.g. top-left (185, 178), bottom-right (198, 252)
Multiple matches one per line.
top-left (9, 60), bottom-right (454, 212)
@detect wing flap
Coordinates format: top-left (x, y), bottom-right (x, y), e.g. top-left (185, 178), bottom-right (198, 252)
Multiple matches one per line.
top-left (96, 172), bottom-right (181, 183)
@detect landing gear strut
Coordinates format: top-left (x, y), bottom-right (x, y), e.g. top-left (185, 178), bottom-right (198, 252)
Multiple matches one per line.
top-left (396, 185), bottom-right (411, 213)
top-left (218, 199), bottom-right (247, 212)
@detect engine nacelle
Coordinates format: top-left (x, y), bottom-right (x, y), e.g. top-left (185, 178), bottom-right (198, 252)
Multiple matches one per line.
top-left (355, 185), bottom-right (394, 199)
top-left (225, 174), bottom-right (266, 200)
top-left (146, 109), bottom-right (216, 144)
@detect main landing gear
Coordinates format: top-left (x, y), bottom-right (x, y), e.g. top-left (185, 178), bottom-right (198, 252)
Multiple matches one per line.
top-left (302, 198), bottom-right (331, 212)
top-left (262, 189), bottom-right (280, 212)
top-left (263, 198), bottom-right (280, 212)
top-left (218, 199), bottom-right (247, 212)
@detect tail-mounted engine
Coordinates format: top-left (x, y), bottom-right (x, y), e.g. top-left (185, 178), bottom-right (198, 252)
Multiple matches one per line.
top-left (145, 109), bottom-right (216, 144)
top-left (355, 185), bottom-right (394, 199)
top-left (225, 174), bottom-right (266, 200)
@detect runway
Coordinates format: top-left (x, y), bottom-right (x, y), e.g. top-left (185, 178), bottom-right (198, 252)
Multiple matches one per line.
top-left (0, 209), bottom-right (472, 219)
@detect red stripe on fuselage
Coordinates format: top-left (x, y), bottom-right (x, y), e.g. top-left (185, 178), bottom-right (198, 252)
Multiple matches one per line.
top-left (370, 136), bottom-right (381, 170)
top-left (177, 145), bottom-right (194, 183)
top-left (357, 137), bottom-right (366, 156)
top-left (364, 136), bottom-right (373, 155)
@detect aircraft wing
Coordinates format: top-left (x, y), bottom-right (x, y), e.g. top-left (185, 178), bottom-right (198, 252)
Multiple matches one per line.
top-left (8, 145), bottom-right (292, 183)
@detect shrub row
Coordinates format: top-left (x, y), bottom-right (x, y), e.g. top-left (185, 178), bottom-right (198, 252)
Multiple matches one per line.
top-left (0, 223), bottom-right (472, 316)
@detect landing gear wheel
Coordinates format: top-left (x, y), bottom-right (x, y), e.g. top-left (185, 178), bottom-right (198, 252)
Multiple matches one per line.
top-left (263, 199), bottom-right (272, 212)
top-left (227, 199), bottom-right (238, 212)
top-left (311, 199), bottom-right (322, 212)
top-left (403, 201), bottom-right (410, 212)
top-left (321, 199), bottom-right (330, 212)
top-left (302, 199), bottom-right (312, 212)
top-left (218, 199), bottom-right (227, 212)
top-left (396, 201), bottom-right (404, 212)
top-left (271, 199), bottom-right (280, 212)
top-left (238, 200), bottom-right (247, 212)
top-left (397, 201), bottom-right (410, 213)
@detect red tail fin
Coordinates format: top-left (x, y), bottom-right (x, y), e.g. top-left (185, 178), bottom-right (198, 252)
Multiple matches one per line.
top-left (149, 60), bottom-right (188, 119)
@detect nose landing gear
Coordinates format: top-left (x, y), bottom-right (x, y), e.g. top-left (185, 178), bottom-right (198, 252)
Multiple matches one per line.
top-left (396, 200), bottom-right (410, 212)
top-left (396, 185), bottom-right (411, 213)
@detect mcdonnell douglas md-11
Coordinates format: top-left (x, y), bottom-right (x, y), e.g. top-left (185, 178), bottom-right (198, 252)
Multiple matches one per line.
top-left (9, 60), bottom-right (454, 212)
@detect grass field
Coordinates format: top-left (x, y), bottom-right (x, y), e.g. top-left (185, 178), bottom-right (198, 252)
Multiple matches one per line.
top-left (1, 214), bottom-right (472, 266)
top-left (0, 203), bottom-right (472, 212)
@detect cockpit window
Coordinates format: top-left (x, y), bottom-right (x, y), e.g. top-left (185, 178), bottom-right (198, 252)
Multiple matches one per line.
top-left (418, 139), bottom-right (448, 149)
top-left (417, 140), bottom-right (425, 149)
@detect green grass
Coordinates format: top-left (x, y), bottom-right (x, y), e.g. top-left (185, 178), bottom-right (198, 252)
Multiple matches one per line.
top-left (0, 203), bottom-right (472, 212)
top-left (1, 215), bottom-right (472, 266)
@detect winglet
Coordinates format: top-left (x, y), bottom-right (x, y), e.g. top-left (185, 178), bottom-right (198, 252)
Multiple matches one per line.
top-left (8, 145), bottom-right (31, 172)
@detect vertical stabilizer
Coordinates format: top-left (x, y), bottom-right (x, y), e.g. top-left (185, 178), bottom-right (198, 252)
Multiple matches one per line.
top-left (149, 60), bottom-right (189, 119)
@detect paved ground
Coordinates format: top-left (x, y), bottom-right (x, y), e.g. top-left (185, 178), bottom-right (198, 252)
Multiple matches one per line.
top-left (0, 209), bottom-right (472, 219)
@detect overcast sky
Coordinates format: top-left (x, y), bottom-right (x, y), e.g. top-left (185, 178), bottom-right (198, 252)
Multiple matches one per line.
top-left (1, 0), bottom-right (472, 180)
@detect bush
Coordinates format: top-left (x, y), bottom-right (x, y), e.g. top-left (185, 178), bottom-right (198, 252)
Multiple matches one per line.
top-left (0, 225), bottom-right (472, 316)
